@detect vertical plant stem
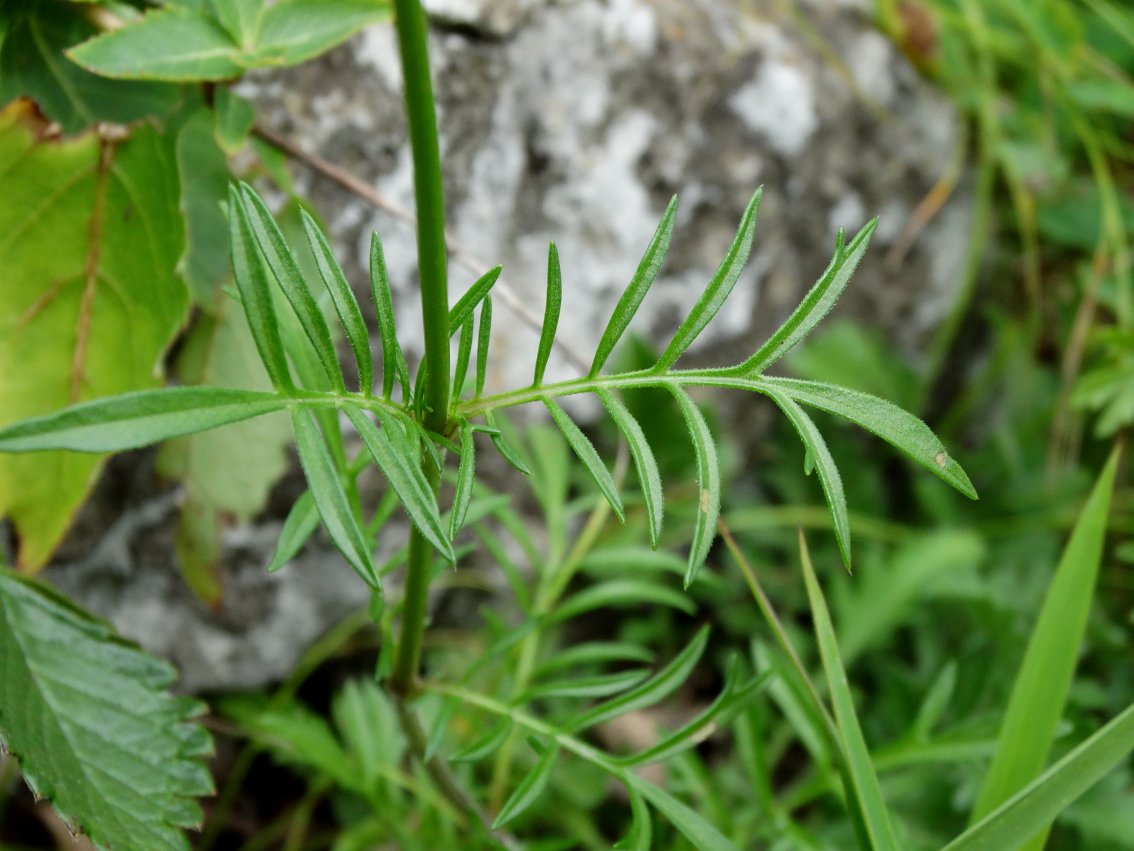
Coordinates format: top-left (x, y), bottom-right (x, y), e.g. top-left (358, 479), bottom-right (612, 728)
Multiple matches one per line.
top-left (389, 0), bottom-right (449, 694)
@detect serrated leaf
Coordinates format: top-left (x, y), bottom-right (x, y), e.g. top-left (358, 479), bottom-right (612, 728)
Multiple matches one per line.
top-left (302, 209), bottom-right (373, 393)
top-left (614, 786), bottom-right (653, 851)
top-left (669, 388), bottom-right (719, 587)
top-left (449, 421), bottom-right (475, 538)
top-left (544, 398), bottom-right (624, 520)
top-left (591, 196), bottom-right (678, 376)
top-left (343, 406), bottom-right (454, 562)
top-left (597, 389), bottom-right (663, 547)
top-left (0, 568), bottom-right (213, 851)
top-left (228, 185), bottom-right (293, 390)
top-left (492, 741), bottom-right (559, 828)
top-left (238, 184), bottom-right (343, 391)
top-left (0, 8), bottom-right (178, 133)
top-left (291, 409), bottom-right (378, 587)
top-left (475, 297), bottom-right (493, 397)
top-left (566, 625), bottom-right (710, 732)
top-left (737, 220), bottom-right (876, 375)
top-left (534, 243), bottom-right (562, 386)
top-left (451, 719), bottom-right (512, 762)
top-left (763, 388), bottom-right (851, 568)
top-left (655, 189), bottom-right (762, 370)
top-left (0, 388), bottom-right (289, 454)
top-left (970, 448), bottom-right (1120, 845)
top-left (0, 102), bottom-right (189, 571)
top-left (799, 532), bottom-right (899, 851)
top-left (756, 376), bottom-right (978, 499)
top-left (370, 230), bottom-right (411, 400)
top-left (944, 700), bottom-right (1134, 851)
top-left (448, 265), bottom-right (502, 335)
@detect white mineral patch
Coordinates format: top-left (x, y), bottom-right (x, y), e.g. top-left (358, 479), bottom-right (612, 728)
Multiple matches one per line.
top-left (847, 31), bottom-right (896, 106)
top-left (602, 0), bottom-right (658, 55)
top-left (354, 26), bottom-right (402, 90)
top-left (730, 60), bottom-right (819, 157)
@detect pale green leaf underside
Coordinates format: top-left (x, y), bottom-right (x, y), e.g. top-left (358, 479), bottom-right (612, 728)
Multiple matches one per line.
top-left (0, 569), bottom-right (213, 851)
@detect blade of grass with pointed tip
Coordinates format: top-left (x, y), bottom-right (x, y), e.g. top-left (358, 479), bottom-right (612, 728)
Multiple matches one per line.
top-left (492, 742), bottom-right (559, 828)
top-left (669, 387), bottom-right (720, 587)
top-left (544, 398), bottom-right (624, 521)
top-left (369, 230), bottom-right (411, 401)
top-left (452, 317), bottom-right (474, 401)
top-left (591, 196), bottom-right (678, 376)
top-left (238, 185), bottom-right (342, 391)
top-left (655, 188), bottom-right (762, 370)
top-left (626, 774), bottom-right (738, 851)
top-left (291, 409), bottom-right (377, 588)
top-left (343, 406), bottom-right (454, 563)
top-left (301, 209), bottom-right (373, 393)
top-left (566, 625), bottom-right (710, 733)
top-left (0, 388), bottom-right (290, 453)
top-left (757, 376), bottom-right (978, 499)
top-left (448, 265), bottom-right (502, 335)
top-left (969, 448), bottom-right (1120, 844)
top-left (228, 185), bottom-right (292, 390)
top-left (764, 389), bottom-right (851, 568)
top-left (614, 786), bottom-right (652, 851)
top-left (534, 243), bottom-right (562, 386)
top-left (737, 220), bottom-right (876, 375)
top-left (483, 412), bottom-right (531, 476)
top-left (945, 700), bottom-right (1134, 851)
top-left (798, 531), bottom-right (899, 851)
top-left (449, 421), bottom-right (475, 539)
top-left (597, 389), bottom-right (663, 548)
top-left (475, 298), bottom-right (493, 398)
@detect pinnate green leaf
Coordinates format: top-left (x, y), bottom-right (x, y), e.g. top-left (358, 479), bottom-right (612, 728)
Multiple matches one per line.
top-left (598, 389), bottom-right (663, 548)
top-left (302, 209), bottom-right (373, 393)
top-left (544, 398), bottom-right (624, 521)
top-left (591, 196), bottom-right (678, 376)
top-left (670, 388), bottom-right (720, 587)
top-left (0, 568), bottom-right (213, 851)
top-left (534, 243), bottom-right (562, 386)
top-left (736, 220), bottom-right (877, 375)
top-left (493, 741), bottom-right (559, 828)
top-left (291, 409), bottom-right (378, 587)
top-left (655, 188), bottom-right (762, 370)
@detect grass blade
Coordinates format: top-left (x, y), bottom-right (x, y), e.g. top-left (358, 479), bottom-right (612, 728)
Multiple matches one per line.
top-left (475, 297), bottom-right (493, 397)
top-left (544, 398), bottom-right (624, 521)
top-left (228, 185), bottom-right (292, 390)
top-left (551, 579), bottom-right (696, 623)
top-left (369, 230), bottom-right (411, 401)
top-left (597, 389), bottom-right (663, 548)
top-left (492, 742), bottom-right (559, 828)
top-left (238, 184), bottom-right (343, 391)
top-left (343, 406), bottom-right (454, 563)
top-left (290, 409), bottom-right (377, 588)
top-left (449, 420), bottom-right (475, 539)
top-left (798, 531), bottom-right (899, 851)
top-left (627, 774), bottom-right (738, 851)
top-left (520, 669), bottom-right (649, 702)
top-left (0, 388), bottom-right (289, 453)
top-left (736, 220), bottom-right (877, 375)
top-left (669, 387), bottom-right (719, 588)
top-left (452, 316), bottom-right (474, 400)
top-left (590, 196), bottom-right (678, 376)
top-left (534, 243), bottom-right (562, 386)
top-left (655, 188), bottom-right (762, 371)
top-left (969, 448), bottom-right (1120, 840)
top-left (757, 376), bottom-right (978, 499)
top-left (301, 209), bottom-right (373, 393)
top-left (566, 625), bottom-right (710, 733)
top-left (944, 700), bottom-right (1134, 851)
top-left (763, 388), bottom-right (851, 568)
top-left (448, 265), bottom-right (502, 335)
